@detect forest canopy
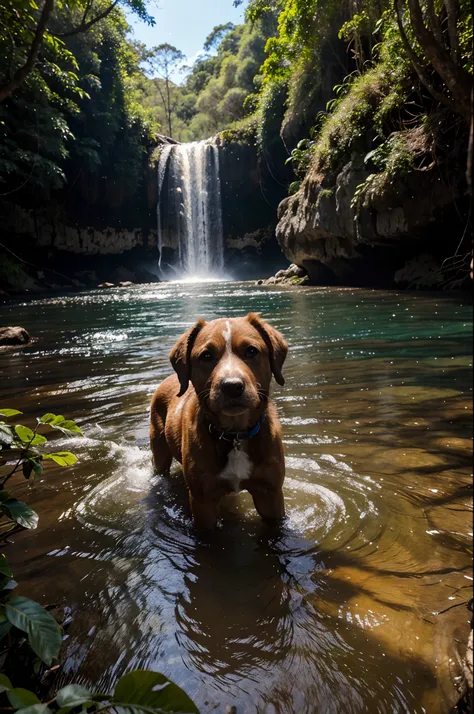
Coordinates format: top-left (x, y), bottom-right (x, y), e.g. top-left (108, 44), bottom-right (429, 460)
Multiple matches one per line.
top-left (0, 0), bottom-right (471, 201)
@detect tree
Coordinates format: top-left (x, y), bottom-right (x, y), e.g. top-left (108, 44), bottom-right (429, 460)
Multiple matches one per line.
top-left (394, 0), bottom-right (472, 118)
top-left (0, 0), bottom-right (155, 103)
top-left (203, 23), bottom-right (236, 52)
top-left (147, 43), bottom-right (186, 137)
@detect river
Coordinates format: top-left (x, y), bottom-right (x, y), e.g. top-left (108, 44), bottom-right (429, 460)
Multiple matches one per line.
top-left (0, 282), bottom-right (472, 714)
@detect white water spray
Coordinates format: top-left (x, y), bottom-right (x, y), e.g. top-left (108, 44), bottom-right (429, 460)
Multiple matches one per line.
top-left (156, 140), bottom-right (224, 277)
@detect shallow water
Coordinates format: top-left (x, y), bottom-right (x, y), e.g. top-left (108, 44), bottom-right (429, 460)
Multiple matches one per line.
top-left (0, 283), bottom-right (472, 714)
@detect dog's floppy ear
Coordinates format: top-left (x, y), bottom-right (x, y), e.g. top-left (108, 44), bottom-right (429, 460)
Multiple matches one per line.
top-left (246, 312), bottom-right (288, 386)
top-left (169, 319), bottom-right (206, 396)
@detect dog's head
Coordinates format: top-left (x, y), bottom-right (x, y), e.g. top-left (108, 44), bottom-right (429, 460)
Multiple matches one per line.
top-left (169, 313), bottom-right (288, 417)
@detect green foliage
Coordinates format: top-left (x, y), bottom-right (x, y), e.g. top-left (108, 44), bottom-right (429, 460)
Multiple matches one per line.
top-left (0, 409), bottom-right (82, 671)
top-left (0, 0), bottom-right (154, 199)
top-left (3, 597), bottom-right (62, 666)
top-left (285, 138), bottom-right (315, 178)
top-left (0, 670), bottom-right (199, 714)
top-left (0, 408), bottom-right (200, 712)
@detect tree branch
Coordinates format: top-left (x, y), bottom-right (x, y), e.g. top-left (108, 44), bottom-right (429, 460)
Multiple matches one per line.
top-left (0, 0), bottom-right (55, 103)
top-left (57, 0), bottom-right (120, 38)
top-left (394, 0), bottom-right (458, 111)
top-left (406, 0), bottom-right (471, 116)
top-left (443, 0), bottom-right (459, 61)
top-left (426, 0), bottom-right (443, 45)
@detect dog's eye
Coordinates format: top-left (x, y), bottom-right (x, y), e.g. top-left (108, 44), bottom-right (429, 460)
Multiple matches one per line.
top-left (199, 350), bottom-right (214, 362)
top-left (245, 345), bottom-right (259, 359)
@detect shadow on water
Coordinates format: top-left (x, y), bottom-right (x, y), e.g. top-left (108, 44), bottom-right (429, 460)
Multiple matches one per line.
top-left (40, 472), bottom-right (454, 714)
top-left (0, 284), bottom-right (472, 714)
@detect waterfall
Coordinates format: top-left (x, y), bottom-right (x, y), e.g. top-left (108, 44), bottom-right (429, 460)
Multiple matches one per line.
top-left (156, 140), bottom-right (224, 277)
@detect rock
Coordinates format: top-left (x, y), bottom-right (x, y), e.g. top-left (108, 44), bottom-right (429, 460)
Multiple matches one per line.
top-left (276, 150), bottom-right (460, 286)
top-left (0, 326), bottom-right (32, 346)
top-left (394, 254), bottom-right (443, 288)
top-left (259, 262), bottom-right (309, 286)
top-left (97, 282), bottom-right (115, 289)
top-left (118, 281), bottom-right (134, 287)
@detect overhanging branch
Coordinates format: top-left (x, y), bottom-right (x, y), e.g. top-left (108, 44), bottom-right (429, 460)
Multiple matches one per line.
top-left (0, 0), bottom-right (55, 103)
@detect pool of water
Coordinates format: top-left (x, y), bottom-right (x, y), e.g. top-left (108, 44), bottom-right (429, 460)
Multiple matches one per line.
top-left (0, 282), bottom-right (472, 713)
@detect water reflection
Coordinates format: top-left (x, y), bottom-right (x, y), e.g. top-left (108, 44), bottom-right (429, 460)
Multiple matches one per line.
top-left (0, 283), bottom-right (472, 714)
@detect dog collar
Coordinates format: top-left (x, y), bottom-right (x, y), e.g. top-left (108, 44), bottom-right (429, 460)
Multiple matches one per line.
top-left (208, 416), bottom-right (263, 450)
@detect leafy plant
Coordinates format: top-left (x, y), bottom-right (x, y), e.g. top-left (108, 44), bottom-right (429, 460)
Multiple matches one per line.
top-left (285, 138), bottom-right (315, 178)
top-left (0, 409), bottom-right (83, 667)
top-left (0, 669), bottom-right (199, 714)
top-left (0, 409), bottom-right (200, 713)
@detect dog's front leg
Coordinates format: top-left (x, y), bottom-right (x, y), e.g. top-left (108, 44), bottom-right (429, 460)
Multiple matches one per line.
top-left (183, 463), bottom-right (220, 530)
top-left (189, 491), bottom-right (220, 531)
top-left (247, 464), bottom-right (285, 521)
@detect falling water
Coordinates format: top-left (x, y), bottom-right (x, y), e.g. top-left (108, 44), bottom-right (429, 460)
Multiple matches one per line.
top-left (156, 140), bottom-right (224, 277)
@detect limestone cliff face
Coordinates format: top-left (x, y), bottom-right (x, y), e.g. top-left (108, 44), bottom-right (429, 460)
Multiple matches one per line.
top-left (276, 153), bottom-right (462, 285)
top-left (216, 138), bottom-right (288, 278)
top-left (1, 201), bottom-right (157, 255)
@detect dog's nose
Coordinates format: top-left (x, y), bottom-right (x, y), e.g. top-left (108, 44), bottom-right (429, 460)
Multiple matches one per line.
top-left (220, 378), bottom-right (245, 398)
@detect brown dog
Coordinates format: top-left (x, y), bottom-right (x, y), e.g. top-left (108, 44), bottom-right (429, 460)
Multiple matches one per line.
top-left (150, 313), bottom-right (288, 529)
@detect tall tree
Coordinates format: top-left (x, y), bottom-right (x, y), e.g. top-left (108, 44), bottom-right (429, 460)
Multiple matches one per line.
top-left (0, 0), bottom-right (155, 103)
top-left (203, 23), bottom-right (236, 52)
top-left (147, 44), bottom-right (186, 137)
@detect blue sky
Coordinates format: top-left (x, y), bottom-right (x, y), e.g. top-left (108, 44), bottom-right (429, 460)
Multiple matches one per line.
top-left (126, 0), bottom-right (245, 67)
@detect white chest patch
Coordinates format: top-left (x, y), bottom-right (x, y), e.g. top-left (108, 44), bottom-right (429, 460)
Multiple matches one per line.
top-left (219, 448), bottom-right (252, 492)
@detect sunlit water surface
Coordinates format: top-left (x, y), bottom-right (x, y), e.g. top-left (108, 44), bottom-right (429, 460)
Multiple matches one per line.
top-left (0, 283), bottom-right (472, 714)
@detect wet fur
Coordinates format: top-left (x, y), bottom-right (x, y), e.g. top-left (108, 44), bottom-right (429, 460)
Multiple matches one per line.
top-left (150, 313), bottom-right (288, 530)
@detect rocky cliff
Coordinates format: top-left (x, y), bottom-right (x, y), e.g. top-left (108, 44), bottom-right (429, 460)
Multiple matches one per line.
top-left (276, 131), bottom-right (469, 289)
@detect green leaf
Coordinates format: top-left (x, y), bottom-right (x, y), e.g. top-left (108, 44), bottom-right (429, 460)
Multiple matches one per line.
top-left (52, 421), bottom-right (83, 437)
top-left (0, 490), bottom-right (9, 502)
top-left (7, 688), bottom-right (40, 709)
top-left (0, 554), bottom-right (12, 578)
top-left (5, 597), bottom-right (61, 666)
top-left (38, 414), bottom-right (57, 424)
top-left (43, 452), bottom-right (77, 467)
top-left (0, 673), bottom-right (12, 692)
top-left (30, 434), bottom-right (47, 446)
top-left (0, 425), bottom-right (13, 445)
top-left (1, 500), bottom-right (38, 529)
top-left (0, 410), bottom-right (22, 418)
top-left (56, 685), bottom-right (92, 709)
top-left (40, 414), bottom-right (83, 436)
top-left (1, 579), bottom-right (18, 593)
top-left (32, 460), bottom-right (43, 476)
top-left (23, 459), bottom-right (43, 479)
top-left (114, 671), bottom-right (199, 713)
top-left (0, 620), bottom-right (12, 641)
top-left (14, 425), bottom-right (35, 444)
top-left (15, 706), bottom-right (51, 714)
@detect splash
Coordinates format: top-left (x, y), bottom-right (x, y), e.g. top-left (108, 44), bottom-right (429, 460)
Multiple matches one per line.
top-left (156, 140), bottom-right (224, 278)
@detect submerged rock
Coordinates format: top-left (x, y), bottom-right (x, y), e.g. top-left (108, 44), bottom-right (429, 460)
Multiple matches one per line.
top-left (0, 326), bottom-right (32, 347)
